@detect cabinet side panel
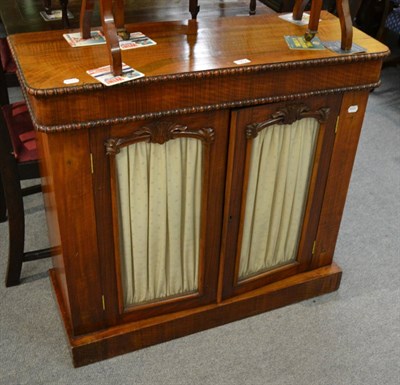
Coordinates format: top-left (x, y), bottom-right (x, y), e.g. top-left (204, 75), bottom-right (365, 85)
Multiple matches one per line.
top-left (313, 91), bottom-right (370, 268)
top-left (36, 131), bottom-right (71, 322)
top-left (46, 130), bottom-right (105, 335)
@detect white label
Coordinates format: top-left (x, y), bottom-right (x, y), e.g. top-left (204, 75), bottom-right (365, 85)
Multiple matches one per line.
top-left (63, 78), bottom-right (80, 84)
top-left (348, 105), bottom-right (359, 113)
top-left (279, 13), bottom-right (310, 26)
top-left (234, 58), bottom-right (251, 65)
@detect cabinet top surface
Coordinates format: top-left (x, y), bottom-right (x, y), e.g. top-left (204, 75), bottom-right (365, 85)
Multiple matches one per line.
top-left (9, 12), bottom-right (388, 92)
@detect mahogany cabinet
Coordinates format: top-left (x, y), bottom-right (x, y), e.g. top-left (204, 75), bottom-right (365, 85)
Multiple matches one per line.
top-left (8, 12), bottom-right (388, 366)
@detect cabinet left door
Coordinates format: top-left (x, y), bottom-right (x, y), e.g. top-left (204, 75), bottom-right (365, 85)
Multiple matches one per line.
top-left (90, 111), bottom-right (229, 325)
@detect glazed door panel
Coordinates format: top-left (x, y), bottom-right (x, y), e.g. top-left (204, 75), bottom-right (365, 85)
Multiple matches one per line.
top-left (221, 96), bottom-right (341, 299)
top-left (113, 135), bottom-right (204, 307)
top-left (91, 111), bottom-right (229, 324)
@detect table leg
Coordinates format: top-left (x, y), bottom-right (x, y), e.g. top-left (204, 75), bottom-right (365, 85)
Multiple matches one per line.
top-left (293, 0), bottom-right (309, 20)
top-left (80, 0), bottom-right (95, 39)
top-left (189, 0), bottom-right (200, 19)
top-left (304, 0), bottom-right (323, 41)
top-left (115, 0), bottom-right (129, 40)
top-left (60, 0), bottom-right (70, 28)
top-left (43, 0), bottom-right (52, 15)
top-left (249, 0), bottom-right (256, 15)
top-left (100, 0), bottom-right (122, 75)
top-left (336, 0), bottom-right (353, 50)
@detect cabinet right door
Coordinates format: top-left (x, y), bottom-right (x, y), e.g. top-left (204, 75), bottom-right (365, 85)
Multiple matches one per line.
top-left (221, 95), bottom-right (341, 299)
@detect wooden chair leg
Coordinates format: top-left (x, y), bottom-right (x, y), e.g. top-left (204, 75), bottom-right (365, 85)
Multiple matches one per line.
top-left (5, 181), bottom-right (25, 287)
top-left (0, 69), bottom-right (10, 106)
top-left (249, 0), bottom-right (257, 15)
top-left (293, 0), bottom-right (310, 20)
top-left (189, 0), bottom-right (200, 19)
top-left (114, 0), bottom-right (130, 40)
top-left (0, 148), bottom-right (26, 286)
top-left (100, 0), bottom-right (122, 75)
top-left (0, 174), bottom-right (6, 222)
top-left (4, 177), bottom-right (53, 285)
top-left (114, 0), bottom-right (125, 29)
top-left (43, 0), bottom-right (52, 15)
top-left (0, 113), bottom-right (25, 286)
top-left (305, 0), bottom-right (324, 41)
top-left (60, 0), bottom-right (70, 28)
top-left (80, 0), bottom-right (95, 39)
top-left (336, 0), bottom-right (353, 50)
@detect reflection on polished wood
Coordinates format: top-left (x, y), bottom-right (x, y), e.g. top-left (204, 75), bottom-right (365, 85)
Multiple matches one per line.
top-left (0, 0), bottom-right (275, 35)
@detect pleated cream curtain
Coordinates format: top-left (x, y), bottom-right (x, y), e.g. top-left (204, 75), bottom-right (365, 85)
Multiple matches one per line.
top-left (115, 138), bottom-right (203, 307)
top-left (238, 117), bottom-right (319, 280)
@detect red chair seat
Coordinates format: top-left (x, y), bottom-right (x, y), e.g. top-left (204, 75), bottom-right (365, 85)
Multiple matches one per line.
top-left (1, 102), bottom-right (38, 162)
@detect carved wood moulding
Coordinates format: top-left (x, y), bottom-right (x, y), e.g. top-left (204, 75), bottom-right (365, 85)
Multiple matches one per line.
top-left (28, 81), bottom-right (380, 133)
top-left (11, 49), bottom-right (388, 98)
top-left (246, 104), bottom-right (330, 139)
top-left (105, 121), bottom-right (215, 155)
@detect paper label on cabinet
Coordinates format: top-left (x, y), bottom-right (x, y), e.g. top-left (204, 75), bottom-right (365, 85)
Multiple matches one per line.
top-left (348, 105), bottom-right (359, 113)
top-left (63, 31), bottom-right (106, 47)
top-left (322, 41), bottom-right (366, 54)
top-left (234, 58), bottom-right (251, 65)
top-left (63, 31), bottom-right (156, 50)
top-left (63, 78), bottom-right (80, 85)
top-left (119, 32), bottom-right (157, 50)
top-left (87, 63), bottom-right (144, 86)
top-left (284, 36), bottom-right (325, 50)
top-left (40, 10), bottom-right (74, 22)
top-left (279, 13), bottom-right (310, 26)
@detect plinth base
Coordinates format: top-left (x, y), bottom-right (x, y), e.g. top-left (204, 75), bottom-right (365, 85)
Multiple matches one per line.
top-left (50, 263), bottom-right (342, 367)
